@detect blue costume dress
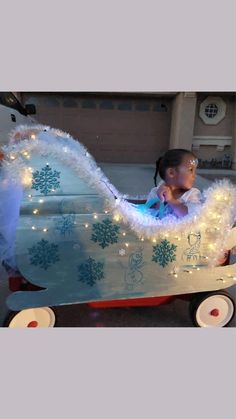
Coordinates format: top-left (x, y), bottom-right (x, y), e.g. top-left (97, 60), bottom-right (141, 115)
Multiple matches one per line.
top-left (146, 182), bottom-right (203, 218)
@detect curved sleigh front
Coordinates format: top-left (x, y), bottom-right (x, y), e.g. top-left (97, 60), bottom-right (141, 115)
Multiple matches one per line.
top-left (1, 125), bottom-right (236, 311)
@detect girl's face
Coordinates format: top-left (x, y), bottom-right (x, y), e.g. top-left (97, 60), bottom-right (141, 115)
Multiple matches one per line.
top-left (173, 154), bottom-right (198, 189)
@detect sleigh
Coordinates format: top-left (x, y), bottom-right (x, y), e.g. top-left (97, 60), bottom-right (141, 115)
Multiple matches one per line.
top-left (1, 124), bottom-right (236, 327)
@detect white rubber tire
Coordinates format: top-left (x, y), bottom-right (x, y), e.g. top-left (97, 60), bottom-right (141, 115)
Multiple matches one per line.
top-left (7, 307), bottom-right (56, 328)
top-left (194, 293), bottom-right (235, 327)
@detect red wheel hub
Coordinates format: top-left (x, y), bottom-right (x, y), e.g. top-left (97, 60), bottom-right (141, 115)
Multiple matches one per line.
top-left (210, 308), bottom-right (219, 317)
top-left (27, 320), bottom-right (38, 327)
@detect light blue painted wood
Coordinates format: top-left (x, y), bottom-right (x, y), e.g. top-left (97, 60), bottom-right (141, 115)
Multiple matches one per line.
top-left (3, 133), bottom-right (236, 311)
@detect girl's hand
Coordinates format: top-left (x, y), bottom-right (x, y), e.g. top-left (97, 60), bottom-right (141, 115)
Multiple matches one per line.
top-left (156, 184), bottom-right (174, 203)
top-left (156, 183), bottom-right (188, 217)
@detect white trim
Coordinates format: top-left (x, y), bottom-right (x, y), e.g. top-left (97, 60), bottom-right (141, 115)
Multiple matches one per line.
top-left (199, 96), bottom-right (226, 125)
top-left (184, 92), bottom-right (197, 98)
top-left (192, 136), bottom-right (232, 151)
top-left (193, 136), bottom-right (232, 140)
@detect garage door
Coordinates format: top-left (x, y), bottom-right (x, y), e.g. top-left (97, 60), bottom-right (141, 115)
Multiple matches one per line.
top-left (22, 93), bottom-right (172, 163)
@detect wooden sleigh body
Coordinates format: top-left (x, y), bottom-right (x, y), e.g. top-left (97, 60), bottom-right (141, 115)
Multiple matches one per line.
top-left (1, 125), bottom-right (236, 327)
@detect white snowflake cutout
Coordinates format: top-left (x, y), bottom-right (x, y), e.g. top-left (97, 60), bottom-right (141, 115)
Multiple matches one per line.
top-left (119, 248), bottom-right (126, 256)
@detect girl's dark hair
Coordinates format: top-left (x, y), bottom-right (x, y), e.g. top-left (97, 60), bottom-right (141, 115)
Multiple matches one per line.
top-left (153, 148), bottom-right (196, 186)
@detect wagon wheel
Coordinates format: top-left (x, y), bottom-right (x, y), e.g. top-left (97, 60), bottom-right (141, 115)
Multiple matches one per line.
top-left (189, 291), bottom-right (235, 327)
top-left (4, 307), bottom-right (56, 328)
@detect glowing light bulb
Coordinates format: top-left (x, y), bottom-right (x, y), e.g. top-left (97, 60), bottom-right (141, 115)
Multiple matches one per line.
top-left (32, 226), bottom-right (36, 230)
top-left (39, 199), bottom-right (44, 203)
top-left (85, 224), bottom-right (89, 228)
top-left (93, 214), bottom-right (98, 219)
top-left (31, 134), bottom-right (36, 140)
top-left (122, 232), bottom-right (126, 236)
top-left (33, 209), bottom-right (39, 214)
top-left (43, 228), bottom-right (48, 232)
top-left (125, 243), bottom-right (129, 247)
top-left (21, 168), bottom-right (33, 187)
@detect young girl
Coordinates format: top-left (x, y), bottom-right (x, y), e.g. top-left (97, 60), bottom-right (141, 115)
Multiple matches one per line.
top-left (147, 148), bottom-right (202, 218)
top-left (147, 148), bottom-right (230, 265)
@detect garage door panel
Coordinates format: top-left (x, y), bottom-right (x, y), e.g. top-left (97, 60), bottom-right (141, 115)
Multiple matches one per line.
top-left (94, 150), bottom-right (164, 164)
top-left (22, 94), bottom-right (171, 163)
top-left (79, 133), bottom-right (165, 148)
top-left (97, 142), bottom-right (164, 153)
top-left (78, 122), bottom-right (170, 137)
top-left (96, 113), bottom-right (169, 134)
top-left (34, 110), bottom-right (62, 127)
top-left (61, 111), bottom-right (170, 134)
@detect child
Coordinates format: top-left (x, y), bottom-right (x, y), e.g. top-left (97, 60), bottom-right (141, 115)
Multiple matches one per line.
top-left (147, 148), bottom-right (202, 218)
top-left (147, 148), bottom-right (230, 265)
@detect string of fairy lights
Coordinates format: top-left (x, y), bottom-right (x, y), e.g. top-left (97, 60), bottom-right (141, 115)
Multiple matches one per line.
top-left (2, 124), bottom-right (236, 280)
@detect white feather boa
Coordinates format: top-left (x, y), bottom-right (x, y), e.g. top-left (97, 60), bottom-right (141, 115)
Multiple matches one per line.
top-left (2, 124), bottom-right (236, 267)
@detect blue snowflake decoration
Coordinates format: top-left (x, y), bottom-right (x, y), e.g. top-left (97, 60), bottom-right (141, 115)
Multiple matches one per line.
top-left (78, 257), bottom-right (104, 286)
top-left (28, 239), bottom-right (60, 270)
top-left (152, 239), bottom-right (177, 267)
top-left (91, 218), bottom-right (120, 248)
top-left (55, 214), bottom-right (76, 236)
top-left (32, 164), bottom-right (61, 195)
